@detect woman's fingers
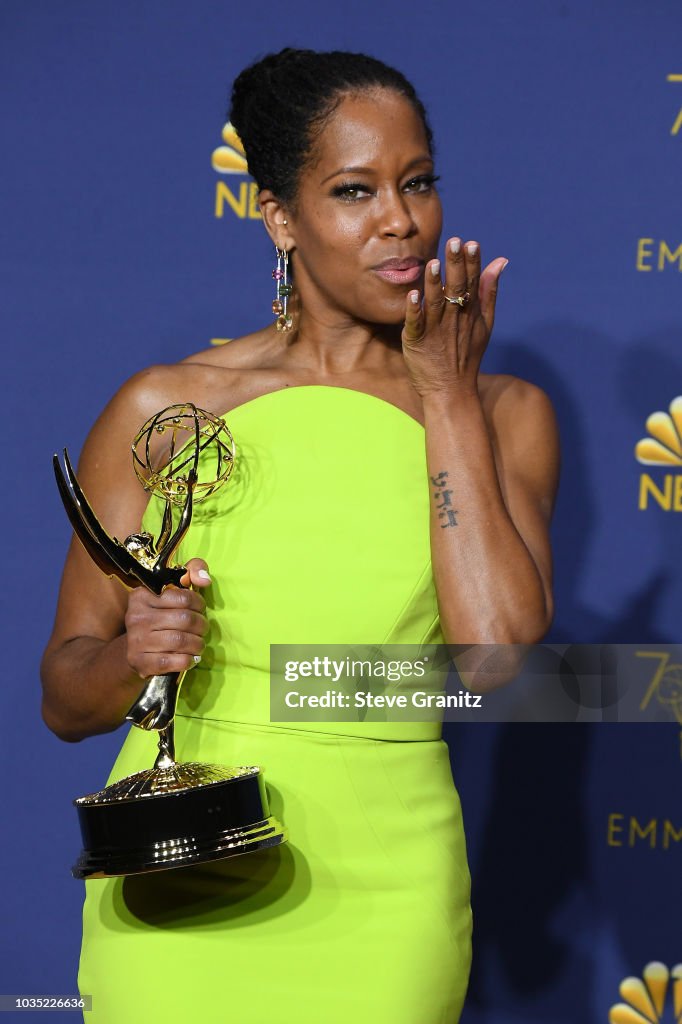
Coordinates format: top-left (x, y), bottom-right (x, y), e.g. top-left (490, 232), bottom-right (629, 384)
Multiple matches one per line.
top-left (133, 650), bottom-right (203, 677)
top-left (402, 234), bottom-right (506, 398)
top-left (442, 237), bottom-right (468, 306)
top-left (141, 606), bottom-right (209, 637)
top-left (403, 288), bottom-right (425, 346)
top-left (144, 627), bottom-right (206, 650)
top-left (179, 557), bottom-right (212, 589)
top-left (480, 257), bottom-right (509, 334)
top-left (137, 619), bottom-right (205, 674)
top-left (462, 241), bottom-right (481, 311)
top-left (124, 582), bottom-right (209, 678)
top-left (127, 585), bottom-right (206, 618)
top-left (403, 238), bottom-right (481, 347)
top-left (423, 258), bottom-right (445, 333)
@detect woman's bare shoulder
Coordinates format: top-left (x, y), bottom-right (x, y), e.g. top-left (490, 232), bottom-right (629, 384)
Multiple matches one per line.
top-left (97, 362), bottom-right (219, 428)
top-left (97, 327), bottom-right (278, 427)
top-left (181, 326), bottom-right (283, 371)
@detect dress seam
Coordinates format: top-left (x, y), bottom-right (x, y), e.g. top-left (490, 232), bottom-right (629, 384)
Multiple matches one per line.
top-left (376, 742), bottom-right (472, 897)
top-left (338, 739), bottom-right (470, 953)
top-left (379, 559), bottom-right (436, 645)
top-left (173, 712), bottom-right (439, 744)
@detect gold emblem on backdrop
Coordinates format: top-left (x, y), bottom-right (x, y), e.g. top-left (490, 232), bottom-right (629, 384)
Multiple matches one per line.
top-left (606, 813), bottom-right (682, 851)
top-left (635, 398), bottom-right (682, 467)
top-left (211, 123), bottom-right (248, 174)
top-left (606, 649), bottom-right (682, 851)
top-left (636, 651), bottom-right (682, 727)
top-left (212, 121), bottom-right (262, 222)
top-left (636, 239), bottom-right (682, 272)
top-left (634, 75), bottom-right (681, 271)
top-left (210, 122), bottom-right (261, 345)
top-left (668, 73), bottom-right (682, 136)
top-left (609, 962), bottom-right (682, 1023)
top-left (635, 397), bottom-right (682, 512)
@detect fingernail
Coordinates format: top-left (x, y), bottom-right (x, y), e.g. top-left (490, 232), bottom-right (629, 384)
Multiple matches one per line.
top-left (197, 569), bottom-right (211, 581)
top-left (467, 243), bottom-right (479, 256)
top-left (410, 291), bottom-right (419, 304)
top-left (449, 238), bottom-right (461, 255)
top-left (193, 655), bottom-right (202, 665)
top-left (500, 259), bottom-right (509, 272)
top-left (430, 260), bottom-right (440, 277)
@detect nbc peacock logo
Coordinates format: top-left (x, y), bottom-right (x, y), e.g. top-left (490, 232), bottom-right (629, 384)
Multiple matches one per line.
top-left (609, 962), bottom-right (682, 1023)
top-left (211, 122), bottom-right (248, 174)
top-left (211, 122), bottom-right (261, 221)
top-left (636, 396), bottom-right (682, 511)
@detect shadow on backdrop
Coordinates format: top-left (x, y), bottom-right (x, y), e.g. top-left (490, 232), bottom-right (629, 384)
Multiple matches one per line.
top-left (450, 325), bottom-right (680, 1020)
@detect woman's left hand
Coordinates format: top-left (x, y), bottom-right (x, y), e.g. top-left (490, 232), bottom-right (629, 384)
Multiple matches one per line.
top-left (401, 237), bottom-right (508, 399)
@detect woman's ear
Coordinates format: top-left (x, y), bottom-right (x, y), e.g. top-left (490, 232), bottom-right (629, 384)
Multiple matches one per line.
top-left (258, 190), bottom-right (295, 251)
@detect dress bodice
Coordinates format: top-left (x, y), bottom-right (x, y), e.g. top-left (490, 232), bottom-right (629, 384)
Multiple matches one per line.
top-left (141, 385), bottom-right (445, 740)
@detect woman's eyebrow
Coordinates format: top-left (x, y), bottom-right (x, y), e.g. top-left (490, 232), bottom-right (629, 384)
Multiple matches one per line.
top-left (320, 165), bottom-right (373, 184)
top-left (320, 155), bottom-right (433, 186)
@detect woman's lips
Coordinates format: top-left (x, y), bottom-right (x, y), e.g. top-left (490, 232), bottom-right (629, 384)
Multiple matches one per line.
top-left (372, 263), bottom-right (424, 285)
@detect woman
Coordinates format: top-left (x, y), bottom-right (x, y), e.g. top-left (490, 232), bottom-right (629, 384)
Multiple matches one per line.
top-left (41, 48), bottom-right (559, 1024)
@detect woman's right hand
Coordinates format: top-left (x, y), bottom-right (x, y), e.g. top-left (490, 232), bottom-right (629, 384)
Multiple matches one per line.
top-left (124, 558), bottom-right (212, 679)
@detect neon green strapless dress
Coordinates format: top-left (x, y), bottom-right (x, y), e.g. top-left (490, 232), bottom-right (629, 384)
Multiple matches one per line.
top-left (77, 386), bottom-right (472, 1023)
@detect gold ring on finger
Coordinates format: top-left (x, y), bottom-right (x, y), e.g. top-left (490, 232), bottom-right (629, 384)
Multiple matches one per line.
top-left (442, 289), bottom-right (470, 308)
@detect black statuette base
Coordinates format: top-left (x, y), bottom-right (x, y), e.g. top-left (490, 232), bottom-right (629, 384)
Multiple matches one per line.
top-left (72, 763), bottom-right (287, 879)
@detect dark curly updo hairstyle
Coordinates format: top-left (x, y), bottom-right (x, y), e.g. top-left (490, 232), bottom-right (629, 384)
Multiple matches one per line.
top-left (229, 48), bottom-right (434, 205)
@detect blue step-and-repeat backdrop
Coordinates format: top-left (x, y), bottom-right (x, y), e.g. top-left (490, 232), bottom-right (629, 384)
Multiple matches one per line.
top-left (1, 2), bottom-right (680, 1022)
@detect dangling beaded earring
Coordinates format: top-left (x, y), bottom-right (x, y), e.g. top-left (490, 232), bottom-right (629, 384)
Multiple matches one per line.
top-left (272, 246), bottom-right (293, 332)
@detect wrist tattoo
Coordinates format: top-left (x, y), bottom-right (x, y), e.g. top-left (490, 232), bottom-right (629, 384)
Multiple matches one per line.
top-left (429, 471), bottom-right (459, 528)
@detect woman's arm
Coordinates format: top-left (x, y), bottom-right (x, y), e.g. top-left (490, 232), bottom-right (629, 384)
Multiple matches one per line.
top-left (423, 376), bottom-right (558, 647)
top-left (41, 367), bottom-right (210, 741)
top-left (401, 238), bottom-right (559, 688)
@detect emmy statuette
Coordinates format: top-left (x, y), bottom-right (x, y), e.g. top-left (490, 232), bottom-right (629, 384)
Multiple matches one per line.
top-left (53, 403), bottom-right (287, 879)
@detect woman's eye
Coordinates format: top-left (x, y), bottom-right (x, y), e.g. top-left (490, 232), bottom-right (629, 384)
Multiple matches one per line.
top-left (333, 183), bottom-right (371, 201)
top-left (332, 175), bottom-right (439, 201)
top-left (404, 174), bottom-right (440, 193)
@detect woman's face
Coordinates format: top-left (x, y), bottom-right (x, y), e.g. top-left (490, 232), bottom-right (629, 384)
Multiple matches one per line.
top-left (284, 88), bottom-right (442, 327)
